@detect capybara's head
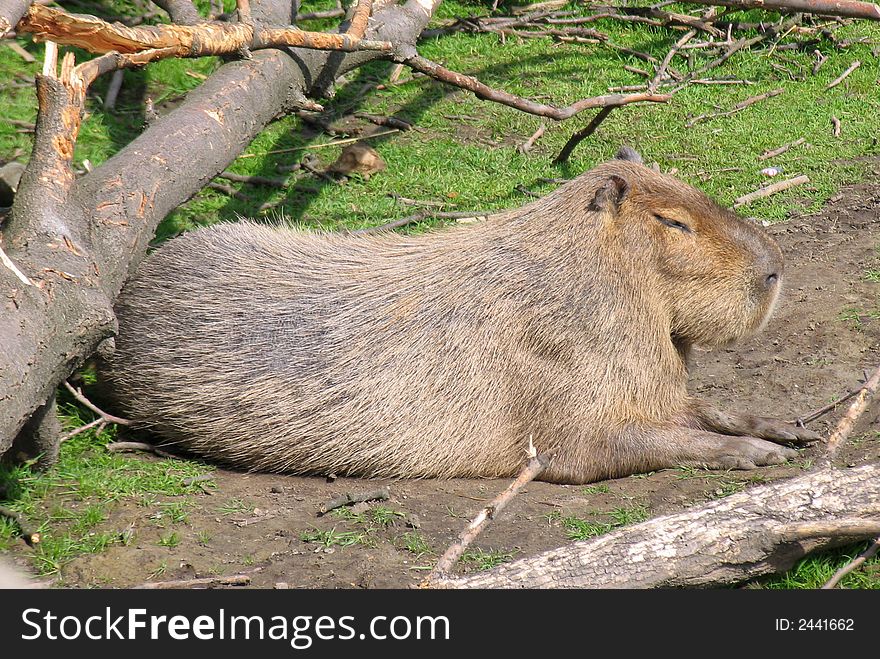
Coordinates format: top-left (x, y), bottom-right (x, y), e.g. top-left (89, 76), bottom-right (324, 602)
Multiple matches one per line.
top-left (581, 148), bottom-right (783, 347)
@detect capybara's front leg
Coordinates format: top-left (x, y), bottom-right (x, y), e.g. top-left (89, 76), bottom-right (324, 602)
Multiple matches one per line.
top-left (687, 399), bottom-right (821, 446)
top-left (539, 425), bottom-right (800, 484)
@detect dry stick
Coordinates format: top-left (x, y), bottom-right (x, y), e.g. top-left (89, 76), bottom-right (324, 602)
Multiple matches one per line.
top-left (218, 171), bottom-right (288, 188)
top-left (812, 49), bottom-right (828, 75)
top-left (354, 112), bottom-right (413, 131)
top-left (238, 129), bottom-right (400, 158)
top-left (59, 417), bottom-right (105, 442)
top-left (733, 174), bottom-right (809, 208)
top-left (318, 487), bottom-right (390, 515)
top-left (826, 60), bottom-right (861, 89)
top-left (823, 536), bottom-right (880, 589)
top-left (649, 28), bottom-right (697, 93)
top-left (821, 362), bottom-right (880, 464)
top-left (351, 210), bottom-right (485, 234)
top-left (788, 386), bottom-right (861, 426)
top-left (63, 380), bottom-right (131, 426)
top-left (831, 115), bottom-right (841, 137)
top-left (182, 473), bottom-right (215, 487)
top-left (758, 136), bottom-right (806, 161)
top-left (399, 54), bottom-right (670, 121)
top-left (0, 506), bottom-right (41, 545)
top-left (553, 106), bottom-right (615, 164)
top-left (107, 441), bottom-right (179, 460)
top-left (6, 40), bottom-right (35, 62)
top-left (517, 123), bottom-right (545, 154)
top-left (427, 449), bottom-right (553, 582)
top-left (206, 181), bottom-right (250, 200)
top-left (136, 574), bottom-right (251, 589)
top-left (686, 87), bottom-right (783, 127)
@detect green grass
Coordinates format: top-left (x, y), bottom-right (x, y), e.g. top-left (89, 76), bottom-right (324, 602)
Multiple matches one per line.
top-left (459, 548), bottom-right (517, 570)
top-left (299, 526), bottom-right (375, 548)
top-left (757, 543), bottom-right (880, 589)
top-left (561, 503), bottom-right (651, 541)
top-left (398, 531), bottom-right (432, 558)
top-left (0, 405), bottom-right (213, 575)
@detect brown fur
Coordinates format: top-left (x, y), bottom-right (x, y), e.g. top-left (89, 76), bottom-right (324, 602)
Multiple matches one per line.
top-left (101, 151), bottom-right (818, 484)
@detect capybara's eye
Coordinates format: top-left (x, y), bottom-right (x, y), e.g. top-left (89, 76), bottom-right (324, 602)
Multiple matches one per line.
top-left (655, 215), bottom-right (692, 234)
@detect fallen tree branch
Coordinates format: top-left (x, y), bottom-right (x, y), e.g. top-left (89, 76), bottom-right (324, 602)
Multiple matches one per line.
top-left (820, 362), bottom-right (880, 464)
top-left (826, 59), bottom-right (861, 89)
top-left (733, 174), bottom-right (810, 207)
top-left (63, 380), bottom-right (131, 426)
top-left (680, 0), bottom-right (880, 21)
top-left (552, 106), bottom-right (614, 164)
top-left (427, 445), bottom-right (552, 583)
top-left (758, 137), bottom-right (806, 161)
top-left (397, 52), bottom-right (671, 120)
top-left (106, 441), bottom-right (179, 460)
top-left (351, 210), bottom-right (486, 234)
top-left (432, 464), bottom-right (880, 588)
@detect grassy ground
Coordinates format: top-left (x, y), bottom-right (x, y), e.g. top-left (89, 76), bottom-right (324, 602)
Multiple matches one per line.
top-left (1, 0), bottom-right (879, 586)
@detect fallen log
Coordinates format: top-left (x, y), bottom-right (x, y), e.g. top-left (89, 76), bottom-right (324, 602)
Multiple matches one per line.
top-left (433, 463), bottom-right (880, 588)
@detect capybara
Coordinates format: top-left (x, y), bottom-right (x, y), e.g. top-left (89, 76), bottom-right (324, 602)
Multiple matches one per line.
top-left (101, 148), bottom-right (819, 483)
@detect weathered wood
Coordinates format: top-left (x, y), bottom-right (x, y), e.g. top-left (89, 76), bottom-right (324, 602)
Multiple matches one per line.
top-left (434, 464), bottom-right (880, 588)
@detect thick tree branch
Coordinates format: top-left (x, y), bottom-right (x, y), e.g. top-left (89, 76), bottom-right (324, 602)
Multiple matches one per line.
top-left (151, 0), bottom-right (201, 26)
top-left (396, 52), bottom-right (671, 120)
top-left (16, 5), bottom-right (394, 57)
top-left (682, 0), bottom-right (880, 21)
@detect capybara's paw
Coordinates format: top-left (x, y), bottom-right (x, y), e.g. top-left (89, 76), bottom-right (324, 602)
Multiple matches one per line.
top-left (709, 436), bottom-right (800, 470)
top-left (743, 417), bottom-right (822, 446)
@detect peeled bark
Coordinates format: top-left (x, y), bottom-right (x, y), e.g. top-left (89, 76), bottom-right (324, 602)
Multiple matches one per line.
top-left (434, 464), bottom-right (880, 588)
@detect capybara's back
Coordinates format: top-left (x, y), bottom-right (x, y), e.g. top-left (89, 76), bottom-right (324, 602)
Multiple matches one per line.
top-left (103, 150), bottom-right (817, 483)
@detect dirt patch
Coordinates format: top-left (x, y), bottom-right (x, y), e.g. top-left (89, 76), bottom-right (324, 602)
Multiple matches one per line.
top-left (8, 169), bottom-right (880, 589)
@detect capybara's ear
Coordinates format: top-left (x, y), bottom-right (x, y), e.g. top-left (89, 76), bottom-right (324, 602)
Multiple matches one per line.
top-left (615, 146), bottom-right (643, 164)
top-left (589, 174), bottom-right (628, 213)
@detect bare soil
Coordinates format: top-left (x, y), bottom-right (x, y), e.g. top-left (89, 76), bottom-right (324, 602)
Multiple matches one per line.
top-left (11, 170), bottom-right (880, 589)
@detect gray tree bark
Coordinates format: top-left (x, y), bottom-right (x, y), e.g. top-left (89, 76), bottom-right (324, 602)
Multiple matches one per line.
top-left (434, 464), bottom-right (880, 588)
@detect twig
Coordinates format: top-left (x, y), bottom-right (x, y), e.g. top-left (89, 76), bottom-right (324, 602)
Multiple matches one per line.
top-left (318, 487), bottom-right (390, 515)
top-left (107, 441), bottom-right (178, 460)
top-left (351, 210), bottom-right (485, 234)
top-left (821, 363), bottom-right (880, 464)
top-left (517, 123), bottom-right (545, 154)
top-left (218, 171), bottom-right (288, 188)
top-left (59, 417), bottom-right (105, 442)
top-left (399, 54), bottom-right (670, 121)
top-left (823, 536), bottom-right (880, 589)
top-left (63, 380), bottom-right (131, 425)
top-left (649, 28), bottom-right (697, 93)
top-left (6, 40), bottom-right (35, 62)
top-left (135, 574), bottom-right (251, 589)
top-left (733, 174), bottom-right (809, 207)
top-left (553, 106), bottom-right (614, 164)
top-left (426, 442), bottom-right (552, 582)
top-left (788, 386), bottom-right (862, 426)
top-left (206, 181), bottom-right (250, 200)
top-left (0, 507), bottom-right (41, 546)
top-left (812, 49), bottom-right (828, 75)
top-left (686, 88), bottom-right (784, 127)
top-left (826, 60), bottom-right (861, 89)
top-left (758, 137), bottom-right (806, 161)
top-left (238, 129), bottom-right (399, 158)
top-left (354, 113), bottom-right (413, 131)
top-left (831, 115), bottom-right (841, 137)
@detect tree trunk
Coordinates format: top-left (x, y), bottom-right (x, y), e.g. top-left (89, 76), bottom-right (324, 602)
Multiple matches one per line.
top-left (433, 464), bottom-right (880, 588)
